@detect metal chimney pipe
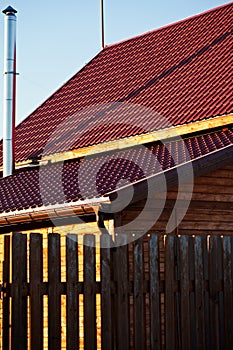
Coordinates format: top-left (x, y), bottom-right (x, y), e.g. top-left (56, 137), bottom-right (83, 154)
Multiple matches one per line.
top-left (2, 6), bottom-right (17, 177)
top-left (100, 0), bottom-right (105, 49)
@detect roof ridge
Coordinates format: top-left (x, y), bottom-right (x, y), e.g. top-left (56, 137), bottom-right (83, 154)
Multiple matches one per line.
top-left (104, 2), bottom-right (233, 49)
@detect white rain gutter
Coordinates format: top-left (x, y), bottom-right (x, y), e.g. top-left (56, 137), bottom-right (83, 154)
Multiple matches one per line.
top-left (2, 6), bottom-right (17, 177)
top-left (0, 197), bottom-right (111, 226)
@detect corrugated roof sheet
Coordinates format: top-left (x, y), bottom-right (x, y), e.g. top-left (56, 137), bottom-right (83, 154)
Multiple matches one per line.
top-left (0, 128), bottom-right (232, 214)
top-left (0, 2), bottom-right (232, 164)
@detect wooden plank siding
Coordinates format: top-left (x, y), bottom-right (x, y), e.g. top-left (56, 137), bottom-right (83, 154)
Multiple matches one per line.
top-left (121, 164), bottom-right (233, 235)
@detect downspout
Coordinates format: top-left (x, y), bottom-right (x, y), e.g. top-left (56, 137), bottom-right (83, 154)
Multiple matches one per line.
top-left (97, 209), bottom-right (110, 235)
top-left (2, 6), bottom-right (18, 177)
top-left (97, 205), bottom-right (115, 248)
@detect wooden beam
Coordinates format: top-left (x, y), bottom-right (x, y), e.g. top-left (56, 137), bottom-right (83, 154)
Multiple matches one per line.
top-left (4, 112), bottom-right (233, 171)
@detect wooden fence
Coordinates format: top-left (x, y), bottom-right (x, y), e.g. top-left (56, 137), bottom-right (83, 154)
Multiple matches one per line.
top-left (1, 232), bottom-right (233, 349)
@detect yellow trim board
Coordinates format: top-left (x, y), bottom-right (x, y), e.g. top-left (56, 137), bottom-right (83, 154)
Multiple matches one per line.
top-left (5, 113), bottom-right (233, 170)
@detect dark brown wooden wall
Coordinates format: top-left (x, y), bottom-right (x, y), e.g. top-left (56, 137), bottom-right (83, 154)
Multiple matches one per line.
top-left (121, 164), bottom-right (233, 235)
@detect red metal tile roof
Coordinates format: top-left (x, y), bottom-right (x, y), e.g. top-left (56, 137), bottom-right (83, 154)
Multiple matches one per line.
top-left (0, 128), bottom-right (232, 214)
top-left (0, 2), bottom-right (232, 164)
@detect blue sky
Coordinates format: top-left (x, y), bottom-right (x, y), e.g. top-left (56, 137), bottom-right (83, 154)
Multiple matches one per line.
top-left (0, 0), bottom-right (230, 138)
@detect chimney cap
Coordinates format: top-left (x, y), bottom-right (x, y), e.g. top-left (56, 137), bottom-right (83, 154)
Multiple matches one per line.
top-left (2, 5), bottom-right (17, 14)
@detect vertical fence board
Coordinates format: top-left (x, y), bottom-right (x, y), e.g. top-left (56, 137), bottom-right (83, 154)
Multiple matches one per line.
top-left (66, 234), bottom-right (79, 350)
top-left (115, 234), bottom-right (129, 350)
top-left (134, 237), bottom-right (145, 350)
top-left (149, 235), bottom-right (161, 350)
top-left (2, 235), bottom-right (10, 350)
top-left (188, 237), bottom-right (196, 350)
top-left (180, 235), bottom-right (191, 349)
top-left (165, 235), bottom-right (176, 350)
top-left (112, 244), bottom-right (117, 349)
top-left (223, 236), bottom-right (233, 349)
top-left (202, 236), bottom-right (210, 350)
top-left (216, 238), bottom-right (224, 350)
top-left (84, 234), bottom-right (97, 350)
top-left (100, 234), bottom-right (113, 350)
top-left (11, 233), bottom-right (27, 350)
top-left (209, 236), bottom-right (220, 350)
top-left (174, 236), bottom-right (181, 350)
top-left (194, 236), bottom-right (205, 350)
top-left (48, 233), bottom-right (61, 350)
top-left (30, 234), bottom-right (43, 350)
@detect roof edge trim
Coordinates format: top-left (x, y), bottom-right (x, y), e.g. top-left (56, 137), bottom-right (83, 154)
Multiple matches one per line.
top-left (108, 142), bottom-right (233, 214)
top-left (15, 50), bottom-right (102, 132)
top-left (106, 140), bottom-right (233, 198)
top-left (105, 2), bottom-right (232, 49)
